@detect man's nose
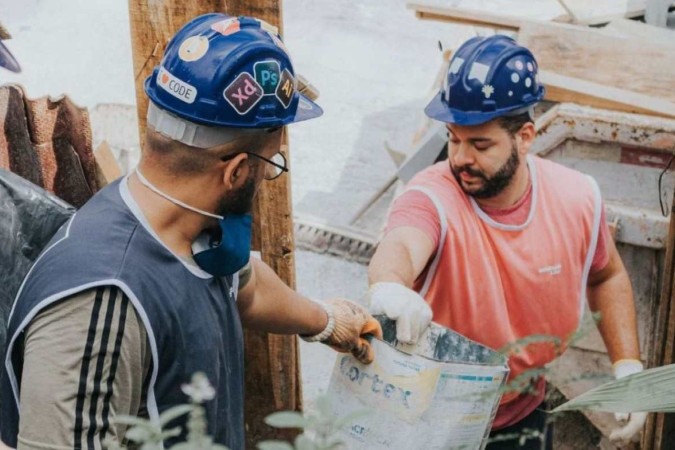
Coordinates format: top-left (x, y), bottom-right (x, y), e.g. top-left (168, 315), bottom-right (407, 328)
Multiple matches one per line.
top-left (451, 141), bottom-right (474, 167)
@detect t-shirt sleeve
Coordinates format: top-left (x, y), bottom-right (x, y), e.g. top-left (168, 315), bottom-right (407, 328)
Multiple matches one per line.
top-left (18, 286), bottom-right (151, 450)
top-left (384, 190), bottom-right (442, 248)
top-left (590, 201), bottom-right (611, 274)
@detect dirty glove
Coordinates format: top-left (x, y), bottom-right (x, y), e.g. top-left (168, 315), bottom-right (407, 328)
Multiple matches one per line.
top-left (367, 282), bottom-right (432, 345)
top-left (301, 299), bottom-right (382, 364)
top-left (610, 359), bottom-right (647, 444)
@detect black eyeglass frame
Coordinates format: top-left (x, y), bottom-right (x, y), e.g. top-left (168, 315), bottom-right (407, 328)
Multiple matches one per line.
top-left (222, 151), bottom-right (289, 181)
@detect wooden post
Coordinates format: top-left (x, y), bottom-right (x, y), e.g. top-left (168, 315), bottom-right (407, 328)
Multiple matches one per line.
top-left (643, 189), bottom-right (675, 449)
top-left (127, 0), bottom-right (301, 447)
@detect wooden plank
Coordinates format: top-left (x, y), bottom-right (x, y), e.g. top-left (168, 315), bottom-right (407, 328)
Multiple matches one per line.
top-left (93, 140), bottom-right (122, 184)
top-left (602, 18), bottom-right (675, 44)
top-left (127, 1), bottom-right (302, 447)
top-left (519, 21), bottom-right (675, 104)
top-left (560, 0), bottom-right (663, 24)
top-left (407, 3), bottom-right (523, 30)
top-left (540, 70), bottom-right (675, 119)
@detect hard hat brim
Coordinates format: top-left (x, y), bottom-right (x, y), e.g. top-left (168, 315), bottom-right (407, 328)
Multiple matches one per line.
top-left (291, 93), bottom-right (323, 123)
top-left (0, 41), bottom-right (20, 73)
top-left (424, 92), bottom-right (507, 127)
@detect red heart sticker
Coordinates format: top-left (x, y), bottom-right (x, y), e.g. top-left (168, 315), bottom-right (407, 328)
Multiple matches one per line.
top-left (161, 73), bottom-right (169, 84)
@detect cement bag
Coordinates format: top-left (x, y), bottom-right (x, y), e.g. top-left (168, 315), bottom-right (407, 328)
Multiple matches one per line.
top-left (326, 317), bottom-right (509, 450)
top-left (0, 168), bottom-right (75, 377)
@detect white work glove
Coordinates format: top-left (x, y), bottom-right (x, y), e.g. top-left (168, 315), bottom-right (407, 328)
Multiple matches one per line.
top-left (610, 359), bottom-right (647, 444)
top-left (366, 282), bottom-right (432, 344)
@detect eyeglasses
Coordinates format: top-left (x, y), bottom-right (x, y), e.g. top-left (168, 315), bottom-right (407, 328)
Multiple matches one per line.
top-left (222, 151), bottom-right (289, 181)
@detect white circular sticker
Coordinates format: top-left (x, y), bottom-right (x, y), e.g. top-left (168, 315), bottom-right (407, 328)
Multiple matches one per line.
top-left (178, 36), bottom-right (209, 62)
top-left (511, 72), bottom-right (520, 83)
top-left (515, 60), bottom-right (524, 70)
top-left (525, 77), bottom-right (532, 88)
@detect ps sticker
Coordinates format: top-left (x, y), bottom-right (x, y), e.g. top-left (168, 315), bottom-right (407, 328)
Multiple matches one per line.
top-left (158, 66), bottom-right (197, 104)
top-left (275, 69), bottom-right (295, 109)
top-left (223, 72), bottom-right (264, 115)
top-left (211, 18), bottom-right (240, 36)
top-left (178, 35), bottom-right (209, 62)
top-left (254, 60), bottom-right (281, 95)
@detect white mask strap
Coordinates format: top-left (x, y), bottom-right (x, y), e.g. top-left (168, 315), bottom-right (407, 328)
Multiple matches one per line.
top-left (135, 168), bottom-right (224, 220)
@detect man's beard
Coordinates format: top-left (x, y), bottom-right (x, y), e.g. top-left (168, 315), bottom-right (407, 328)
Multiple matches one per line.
top-left (451, 142), bottom-right (520, 199)
top-left (216, 174), bottom-right (257, 216)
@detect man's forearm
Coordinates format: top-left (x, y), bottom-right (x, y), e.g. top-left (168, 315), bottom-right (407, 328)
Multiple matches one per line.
top-left (587, 269), bottom-right (640, 363)
top-left (237, 258), bottom-right (327, 335)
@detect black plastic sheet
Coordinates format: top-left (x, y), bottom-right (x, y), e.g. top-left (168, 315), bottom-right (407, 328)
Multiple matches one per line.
top-left (0, 168), bottom-right (74, 373)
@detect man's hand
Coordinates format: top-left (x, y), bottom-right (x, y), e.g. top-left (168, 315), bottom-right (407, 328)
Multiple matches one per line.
top-left (610, 359), bottom-right (647, 444)
top-left (367, 282), bottom-right (432, 344)
top-left (302, 299), bottom-right (383, 364)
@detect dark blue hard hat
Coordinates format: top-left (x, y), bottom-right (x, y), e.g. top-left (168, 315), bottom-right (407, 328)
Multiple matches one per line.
top-left (0, 41), bottom-right (20, 73)
top-left (425, 35), bottom-right (545, 126)
top-left (145, 13), bottom-right (322, 130)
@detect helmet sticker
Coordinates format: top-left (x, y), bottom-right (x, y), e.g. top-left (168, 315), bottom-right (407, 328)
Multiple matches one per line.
top-left (256, 19), bottom-right (279, 35)
top-left (527, 62), bottom-right (534, 72)
top-left (449, 57), bottom-right (464, 75)
top-left (275, 69), bottom-right (295, 109)
top-left (254, 60), bottom-right (281, 95)
top-left (298, 98), bottom-right (313, 110)
top-left (525, 77), bottom-right (532, 88)
top-left (223, 72), bottom-right (264, 115)
top-left (158, 66), bottom-right (197, 104)
top-left (515, 60), bottom-right (524, 70)
top-left (481, 85), bottom-right (495, 99)
top-left (211, 18), bottom-right (241, 36)
top-left (178, 36), bottom-right (209, 62)
top-left (511, 72), bottom-right (520, 83)
top-left (468, 62), bottom-right (489, 84)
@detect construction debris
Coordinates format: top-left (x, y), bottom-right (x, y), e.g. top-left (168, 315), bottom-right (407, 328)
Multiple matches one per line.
top-left (0, 84), bottom-right (102, 207)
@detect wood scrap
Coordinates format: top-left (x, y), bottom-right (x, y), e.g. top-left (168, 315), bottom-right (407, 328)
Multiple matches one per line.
top-left (407, 3), bottom-right (523, 31)
top-left (93, 140), bottom-right (122, 185)
top-left (540, 71), bottom-right (675, 120)
top-left (0, 84), bottom-right (102, 207)
top-left (601, 18), bottom-right (675, 44)
top-left (0, 23), bottom-right (11, 40)
top-left (518, 20), bottom-right (675, 115)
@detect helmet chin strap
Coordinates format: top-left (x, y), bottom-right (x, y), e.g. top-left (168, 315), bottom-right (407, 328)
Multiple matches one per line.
top-left (135, 168), bottom-right (224, 220)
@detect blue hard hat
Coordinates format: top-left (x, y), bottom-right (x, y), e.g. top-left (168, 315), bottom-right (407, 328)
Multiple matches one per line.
top-left (145, 13), bottom-right (322, 129)
top-left (425, 35), bottom-right (545, 126)
top-left (0, 41), bottom-right (20, 73)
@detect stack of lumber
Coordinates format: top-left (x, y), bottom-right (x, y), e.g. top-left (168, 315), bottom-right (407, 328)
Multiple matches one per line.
top-left (517, 19), bottom-right (675, 119)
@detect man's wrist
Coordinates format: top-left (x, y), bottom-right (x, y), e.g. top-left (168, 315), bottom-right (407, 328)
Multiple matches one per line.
top-left (300, 302), bottom-right (335, 343)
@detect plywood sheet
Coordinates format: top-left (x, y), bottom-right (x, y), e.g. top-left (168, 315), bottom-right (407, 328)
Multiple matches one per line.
top-left (519, 21), bottom-right (675, 104)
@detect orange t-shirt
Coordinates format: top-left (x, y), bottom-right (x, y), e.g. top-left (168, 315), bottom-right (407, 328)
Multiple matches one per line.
top-left (384, 156), bottom-right (605, 428)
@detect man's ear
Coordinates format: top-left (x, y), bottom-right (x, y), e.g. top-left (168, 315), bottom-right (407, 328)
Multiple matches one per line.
top-left (221, 153), bottom-right (249, 190)
top-left (517, 122), bottom-right (536, 155)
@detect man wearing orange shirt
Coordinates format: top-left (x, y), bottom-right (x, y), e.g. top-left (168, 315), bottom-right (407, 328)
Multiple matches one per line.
top-left (367, 35), bottom-right (644, 449)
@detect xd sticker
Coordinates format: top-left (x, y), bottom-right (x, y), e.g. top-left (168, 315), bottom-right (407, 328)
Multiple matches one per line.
top-left (223, 72), bottom-right (264, 115)
top-left (254, 60), bottom-right (281, 95)
top-left (158, 66), bottom-right (197, 104)
top-left (275, 69), bottom-right (295, 109)
top-left (211, 18), bottom-right (240, 36)
top-left (178, 36), bottom-right (209, 62)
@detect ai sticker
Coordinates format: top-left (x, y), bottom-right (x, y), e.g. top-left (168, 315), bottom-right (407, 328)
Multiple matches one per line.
top-left (223, 72), bottom-right (264, 115)
top-left (254, 60), bottom-right (281, 95)
top-left (211, 18), bottom-right (240, 36)
top-left (178, 36), bottom-right (209, 62)
top-left (158, 66), bottom-right (197, 104)
top-left (275, 69), bottom-right (295, 109)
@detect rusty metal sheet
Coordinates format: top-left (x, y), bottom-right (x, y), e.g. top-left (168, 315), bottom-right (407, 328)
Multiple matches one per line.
top-left (0, 84), bottom-right (102, 207)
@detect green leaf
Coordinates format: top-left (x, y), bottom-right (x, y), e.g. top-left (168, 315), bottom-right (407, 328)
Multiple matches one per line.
top-left (264, 411), bottom-right (307, 429)
top-left (159, 404), bottom-right (194, 425)
top-left (114, 415), bottom-right (157, 429)
top-left (257, 440), bottom-right (295, 450)
top-left (553, 364), bottom-right (675, 413)
top-left (159, 426), bottom-right (182, 440)
top-left (125, 425), bottom-right (155, 442)
top-left (294, 434), bottom-right (315, 450)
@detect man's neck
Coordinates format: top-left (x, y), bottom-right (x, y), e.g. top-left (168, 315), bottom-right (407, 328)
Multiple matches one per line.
top-left (474, 158), bottom-right (531, 210)
top-left (127, 170), bottom-right (216, 258)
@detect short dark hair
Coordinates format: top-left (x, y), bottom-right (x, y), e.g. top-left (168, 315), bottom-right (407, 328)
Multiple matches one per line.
top-left (495, 111), bottom-right (533, 136)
